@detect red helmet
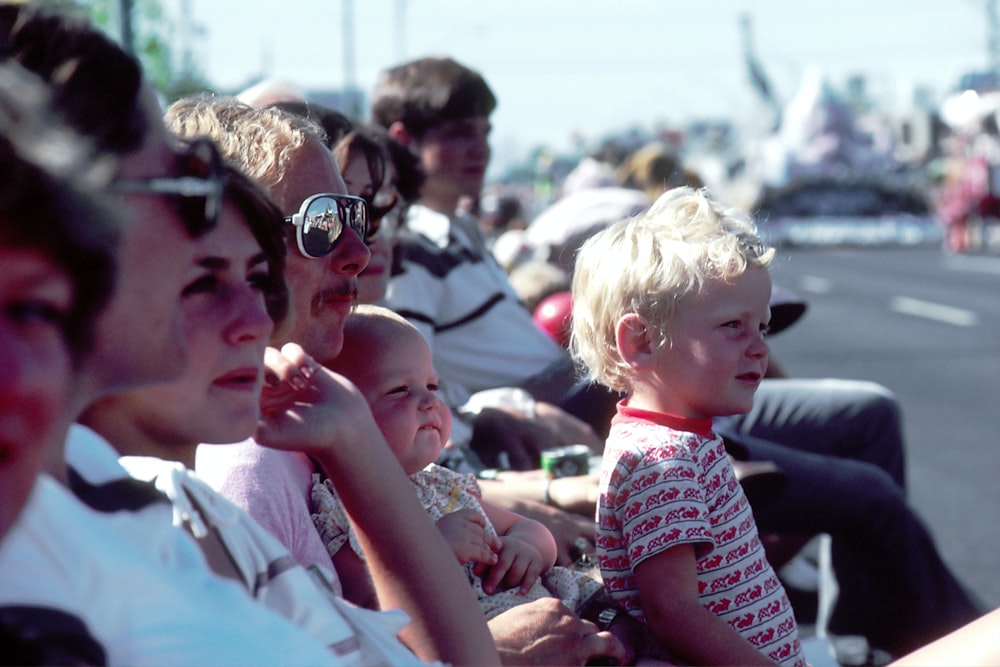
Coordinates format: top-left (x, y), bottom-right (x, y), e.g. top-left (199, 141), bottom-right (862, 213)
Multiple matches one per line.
top-left (533, 291), bottom-right (574, 348)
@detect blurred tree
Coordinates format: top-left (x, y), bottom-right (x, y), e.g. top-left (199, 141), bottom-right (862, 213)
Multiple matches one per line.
top-left (35, 0), bottom-right (213, 102)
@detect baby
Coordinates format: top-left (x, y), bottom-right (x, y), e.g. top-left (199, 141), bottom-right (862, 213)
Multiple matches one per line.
top-left (571, 187), bottom-right (805, 666)
top-left (313, 305), bottom-right (605, 622)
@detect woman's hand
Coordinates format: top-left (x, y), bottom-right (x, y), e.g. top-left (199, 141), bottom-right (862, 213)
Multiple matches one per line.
top-left (255, 343), bottom-right (384, 462)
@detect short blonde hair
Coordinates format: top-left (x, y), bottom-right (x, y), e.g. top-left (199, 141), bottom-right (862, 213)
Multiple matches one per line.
top-left (164, 94), bottom-right (324, 198)
top-left (570, 187), bottom-right (774, 393)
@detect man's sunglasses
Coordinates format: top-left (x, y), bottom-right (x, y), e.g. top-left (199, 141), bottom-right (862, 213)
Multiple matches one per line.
top-left (285, 193), bottom-right (369, 259)
top-left (109, 136), bottom-right (224, 237)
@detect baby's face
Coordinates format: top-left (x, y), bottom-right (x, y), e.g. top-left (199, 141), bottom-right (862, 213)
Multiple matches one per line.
top-left (355, 327), bottom-right (451, 475)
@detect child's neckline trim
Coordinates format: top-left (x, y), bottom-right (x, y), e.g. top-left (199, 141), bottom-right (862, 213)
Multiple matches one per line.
top-left (612, 400), bottom-right (715, 437)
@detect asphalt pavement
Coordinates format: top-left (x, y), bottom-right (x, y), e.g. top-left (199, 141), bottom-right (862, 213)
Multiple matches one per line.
top-left (764, 244), bottom-right (1000, 611)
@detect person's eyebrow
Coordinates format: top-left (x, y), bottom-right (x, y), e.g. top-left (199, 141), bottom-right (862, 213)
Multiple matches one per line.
top-left (246, 252), bottom-right (268, 270)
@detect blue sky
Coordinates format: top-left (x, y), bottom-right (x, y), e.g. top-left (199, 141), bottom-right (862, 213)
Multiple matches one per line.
top-left (179, 0), bottom-right (988, 167)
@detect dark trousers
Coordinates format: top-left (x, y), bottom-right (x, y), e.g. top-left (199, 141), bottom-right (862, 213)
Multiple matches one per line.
top-left (715, 379), bottom-right (983, 655)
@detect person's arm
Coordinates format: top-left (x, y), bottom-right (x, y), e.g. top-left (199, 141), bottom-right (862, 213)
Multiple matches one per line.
top-left (463, 395), bottom-right (601, 470)
top-left (486, 468), bottom-right (600, 517)
top-left (533, 401), bottom-right (603, 451)
top-left (888, 607), bottom-right (1000, 667)
top-left (256, 345), bottom-right (500, 666)
top-left (469, 407), bottom-right (560, 470)
top-left (633, 544), bottom-right (778, 666)
top-left (478, 498), bottom-right (557, 595)
top-left (330, 542), bottom-right (378, 610)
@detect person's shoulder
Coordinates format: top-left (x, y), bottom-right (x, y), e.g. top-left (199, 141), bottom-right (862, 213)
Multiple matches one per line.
top-left (119, 455), bottom-right (251, 537)
top-left (200, 443), bottom-right (319, 512)
top-left (6, 474), bottom-right (89, 539)
top-left (65, 426), bottom-right (171, 515)
top-left (406, 204), bottom-right (452, 236)
top-left (118, 455), bottom-right (185, 483)
top-left (197, 440), bottom-right (312, 479)
top-left (0, 474), bottom-right (169, 597)
top-left (0, 481), bottom-right (338, 666)
top-left (0, 479), bottom-right (109, 663)
top-left (608, 420), bottom-right (706, 466)
top-left (65, 423), bottom-right (128, 485)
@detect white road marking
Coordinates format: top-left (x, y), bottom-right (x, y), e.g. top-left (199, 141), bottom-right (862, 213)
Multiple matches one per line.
top-left (889, 296), bottom-right (979, 327)
top-left (942, 254), bottom-right (1000, 275)
top-left (799, 275), bottom-right (833, 294)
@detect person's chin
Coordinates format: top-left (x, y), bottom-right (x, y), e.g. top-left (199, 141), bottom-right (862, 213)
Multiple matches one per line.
top-left (200, 410), bottom-right (259, 444)
top-left (314, 296), bottom-right (353, 319)
top-left (721, 396), bottom-right (756, 416)
top-left (320, 330), bottom-right (346, 361)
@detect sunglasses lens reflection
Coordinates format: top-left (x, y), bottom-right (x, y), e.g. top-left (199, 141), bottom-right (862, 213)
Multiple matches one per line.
top-left (301, 198), bottom-right (344, 257)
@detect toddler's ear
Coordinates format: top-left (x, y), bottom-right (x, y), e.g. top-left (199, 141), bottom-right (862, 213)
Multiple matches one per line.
top-left (616, 313), bottom-right (654, 369)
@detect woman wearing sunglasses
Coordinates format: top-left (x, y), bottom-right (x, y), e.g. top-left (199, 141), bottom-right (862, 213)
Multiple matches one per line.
top-left (333, 123), bottom-right (417, 305)
top-left (75, 164), bottom-right (425, 661)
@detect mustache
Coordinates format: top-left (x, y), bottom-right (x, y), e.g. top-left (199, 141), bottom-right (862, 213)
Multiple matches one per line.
top-left (313, 282), bottom-right (357, 306)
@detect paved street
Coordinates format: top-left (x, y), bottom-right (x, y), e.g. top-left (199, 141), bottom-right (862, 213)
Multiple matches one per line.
top-left (765, 245), bottom-right (1000, 610)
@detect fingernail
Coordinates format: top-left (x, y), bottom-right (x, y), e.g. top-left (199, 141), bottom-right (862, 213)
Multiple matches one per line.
top-left (291, 376), bottom-right (307, 390)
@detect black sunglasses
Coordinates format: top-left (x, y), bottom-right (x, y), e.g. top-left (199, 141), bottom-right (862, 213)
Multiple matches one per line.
top-left (359, 190), bottom-right (400, 242)
top-left (285, 193), bottom-right (368, 259)
top-left (109, 136), bottom-right (224, 237)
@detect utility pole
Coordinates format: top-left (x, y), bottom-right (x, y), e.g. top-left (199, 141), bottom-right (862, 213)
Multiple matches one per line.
top-left (342, 0), bottom-right (359, 118)
top-left (118, 0), bottom-right (134, 54)
top-left (178, 0), bottom-right (194, 80)
top-left (739, 12), bottom-right (781, 131)
top-left (989, 0), bottom-right (1000, 77)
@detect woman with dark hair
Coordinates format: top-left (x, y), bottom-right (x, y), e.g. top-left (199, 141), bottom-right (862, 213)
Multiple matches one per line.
top-left (81, 162), bottom-right (288, 468)
top-left (75, 158), bottom-right (416, 662)
top-left (334, 124), bottom-right (404, 304)
top-left (268, 100), bottom-right (354, 150)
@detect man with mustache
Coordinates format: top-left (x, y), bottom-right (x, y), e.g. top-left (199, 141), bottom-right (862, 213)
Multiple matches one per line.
top-left (177, 96), bottom-right (629, 667)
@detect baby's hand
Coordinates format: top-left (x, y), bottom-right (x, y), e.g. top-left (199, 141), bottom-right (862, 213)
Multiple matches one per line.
top-left (436, 510), bottom-right (501, 566)
top-left (479, 536), bottom-right (545, 596)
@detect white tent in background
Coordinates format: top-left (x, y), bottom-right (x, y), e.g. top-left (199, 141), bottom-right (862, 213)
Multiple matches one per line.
top-left (753, 67), bottom-right (898, 187)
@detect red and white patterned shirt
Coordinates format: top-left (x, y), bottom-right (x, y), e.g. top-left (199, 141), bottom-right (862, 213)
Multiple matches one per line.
top-left (597, 402), bottom-right (804, 666)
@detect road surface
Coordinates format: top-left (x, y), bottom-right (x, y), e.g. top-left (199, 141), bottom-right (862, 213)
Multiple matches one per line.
top-left (766, 245), bottom-right (1000, 611)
